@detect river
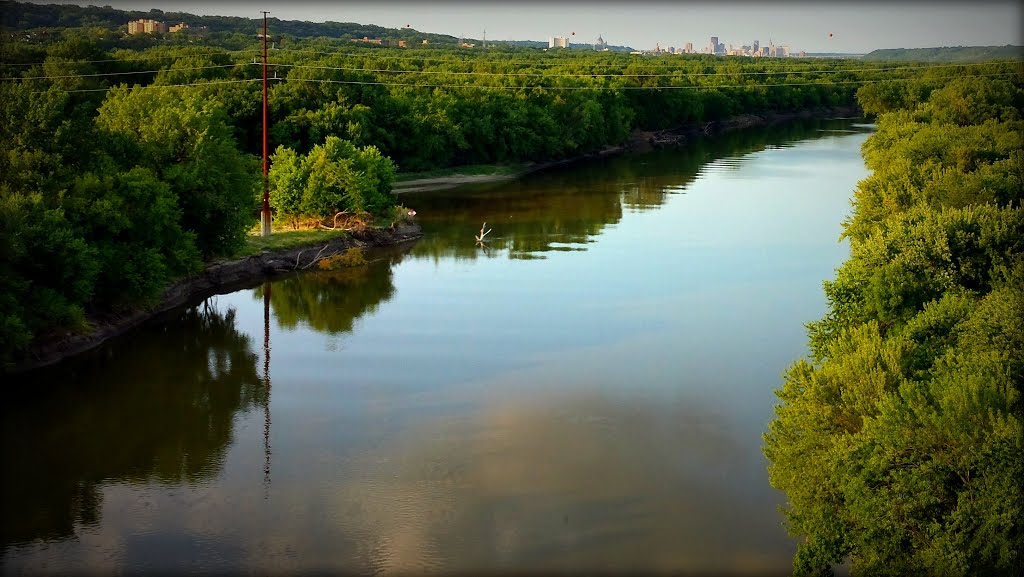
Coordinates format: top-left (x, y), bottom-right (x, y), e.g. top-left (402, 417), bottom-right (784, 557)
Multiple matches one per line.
top-left (1, 118), bottom-right (873, 575)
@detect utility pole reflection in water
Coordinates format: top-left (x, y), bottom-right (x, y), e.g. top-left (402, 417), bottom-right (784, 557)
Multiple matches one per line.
top-left (262, 280), bottom-right (272, 497)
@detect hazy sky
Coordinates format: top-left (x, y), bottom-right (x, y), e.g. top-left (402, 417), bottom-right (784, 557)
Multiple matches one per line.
top-left (51, 1), bottom-right (1022, 53)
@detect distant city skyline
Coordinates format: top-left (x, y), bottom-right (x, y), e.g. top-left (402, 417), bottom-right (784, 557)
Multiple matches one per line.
top-left (35, 0), bottom-right (1023, 53)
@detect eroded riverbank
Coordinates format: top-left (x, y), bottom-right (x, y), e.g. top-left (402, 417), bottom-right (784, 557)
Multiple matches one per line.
top-left (9, 223), bottom-right (422, 374)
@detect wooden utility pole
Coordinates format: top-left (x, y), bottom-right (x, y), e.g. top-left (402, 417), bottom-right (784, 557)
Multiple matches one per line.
top-left (260, 10), bottom-right (272, 237)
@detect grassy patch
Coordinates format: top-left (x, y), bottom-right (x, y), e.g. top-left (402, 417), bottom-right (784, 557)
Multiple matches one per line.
top-left (394, 164), bottom-right (521, 182)
top-left (237, 227), bottom-right (350, 258)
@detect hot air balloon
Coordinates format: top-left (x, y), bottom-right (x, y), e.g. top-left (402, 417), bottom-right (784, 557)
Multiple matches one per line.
top-left (828, 32), bottom-right (833, 38)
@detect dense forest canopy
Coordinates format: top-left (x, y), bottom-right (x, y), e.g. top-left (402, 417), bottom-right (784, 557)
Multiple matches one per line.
top-left (1, 1), bottom-right (1022, 371)
top-left (765, 72), bottom-right (1024, 575)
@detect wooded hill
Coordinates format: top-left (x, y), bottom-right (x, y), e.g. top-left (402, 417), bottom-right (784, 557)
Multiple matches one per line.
top-left (863, 45), bottom-right (1024, 63)
top-left (1, 0), bottom-right (461, 46)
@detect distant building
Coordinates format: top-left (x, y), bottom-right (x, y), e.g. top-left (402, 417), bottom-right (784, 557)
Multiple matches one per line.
top-left (169, 22), bottom-right (188, 33)
top-left (127, 19), bottom-right (168, 34)
top-left (422, 39), bottom-right (429, 45)
top-left (549, 36), bottom-right (568, 48)
top-left (351, 36), bottom-right (383, 45)
top-left (594, 35), bottom-right (608, 51)
top-left (709, 36), bottom-right (718, 54)
top-left (685, 42), bottom-right (693, 53)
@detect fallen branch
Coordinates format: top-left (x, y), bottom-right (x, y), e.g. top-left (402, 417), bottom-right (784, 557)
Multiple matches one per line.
top-left (475, 222), bottom-right (492, 243)
top-left (301, 243), bottom-right (333, 270)
top-left (318, 211), bottom-right (353, 231)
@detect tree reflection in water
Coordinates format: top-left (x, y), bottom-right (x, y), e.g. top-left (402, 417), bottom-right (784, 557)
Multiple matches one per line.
top-left (0, 303), bottom-right (262, 548)
top-left (407, 117), bottom-right (872, 261)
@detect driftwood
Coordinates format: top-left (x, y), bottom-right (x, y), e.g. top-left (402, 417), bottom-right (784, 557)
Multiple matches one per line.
top-left (318, 211), bottom-right (354, 231)
top-left (475, 222), bottom-right (492, 243)
top-left (294, 243), bottom-right (337, 270)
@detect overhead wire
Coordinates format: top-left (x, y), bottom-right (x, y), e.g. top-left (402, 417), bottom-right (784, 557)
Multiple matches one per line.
top-left (32, 70), bottom-right (1015, 94)
top-left (264, 46), bottom-right (1024, 69)
top-left (2, 63), bottom-right (244, 81)
top-left (28, 78), bottom-right (262, 94)
top-left (265, 60), bottom-right (1021, 78)
top-left (274, 71), bottom-right (1019, 91)
top-left (0, 48), bottom-right (255, 67)
top-left (6, 57), bottom-right (1020, 83)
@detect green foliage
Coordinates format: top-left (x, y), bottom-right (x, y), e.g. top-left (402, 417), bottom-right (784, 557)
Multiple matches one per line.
top-left (0, 188), bottom-right (99, 362)
top-left (95, 86), bottom-right (260, 257)
top-left (64, 168), bottom-right (202, 305)
top-left (269, 136), bottom-right (396, 223)
top-left (768, 74), bottom-right (1024, 576)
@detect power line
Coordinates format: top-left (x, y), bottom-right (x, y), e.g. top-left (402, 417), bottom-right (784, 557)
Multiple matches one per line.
top-left (272, 71), bottom-right (1018, 91)
top-left (9, 58), bottom-right (1019, 84)
top-left (267, 46), bottom-right (1024, 69)
top-left (29, 78), bottom-right (262, 94)
top-left (0, 49), bottom-right (255, 67)
top-left (20, 68), bottom-right (1017, 95)
top-left (1, 63), bottom-right (245, 81)
top-left (266, 61), bottom-right (1020, 79)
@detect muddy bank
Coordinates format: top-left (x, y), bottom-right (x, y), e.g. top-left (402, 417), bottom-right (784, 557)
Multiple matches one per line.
top-left (9, 223), bottom-right (422, 374)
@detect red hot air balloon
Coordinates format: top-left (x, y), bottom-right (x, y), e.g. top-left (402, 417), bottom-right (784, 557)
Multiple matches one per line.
top-left (828, 33), bottom-right (833, 38)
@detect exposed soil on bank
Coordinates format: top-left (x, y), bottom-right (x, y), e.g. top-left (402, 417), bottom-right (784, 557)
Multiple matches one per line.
top-left (393, 105), bottom-right (862, 193)
top-left (9, 223), bottom-right (422, 374)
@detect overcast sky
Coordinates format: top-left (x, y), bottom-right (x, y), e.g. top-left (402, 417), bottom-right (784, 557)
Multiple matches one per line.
top-left (50, 1), bottom-right (1023, 53)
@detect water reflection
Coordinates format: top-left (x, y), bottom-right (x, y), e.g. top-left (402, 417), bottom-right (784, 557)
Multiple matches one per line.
top-left (0, 304), bottom-right (261, 548)
top-left (406, 117), bottom-right (872, 261)
top-left (254, 246), bottom-right (405, 335)
top-left (335, 389), bottom-right (792, 574)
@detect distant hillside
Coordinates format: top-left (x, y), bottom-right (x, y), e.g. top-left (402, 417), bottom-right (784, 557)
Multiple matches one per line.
top-left (804, 53), bottom-right (865, 59)
top-left (863, 45), bottom-right (1023, 62)
top-left (0, 0), bottom-right (459, 45)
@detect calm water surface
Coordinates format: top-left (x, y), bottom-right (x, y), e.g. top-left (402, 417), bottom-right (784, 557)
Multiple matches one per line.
top-left (2, 119), bottom-right (873, 575)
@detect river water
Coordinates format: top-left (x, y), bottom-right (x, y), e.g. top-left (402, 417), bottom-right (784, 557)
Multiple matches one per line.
top-left (2, 119), bottom-right (872, 576)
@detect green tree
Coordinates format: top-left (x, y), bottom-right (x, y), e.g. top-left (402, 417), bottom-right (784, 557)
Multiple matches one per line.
top-left (767, 73), bottom-right (1024, 577)
top-left (95, 85), bottom-right (259, 257)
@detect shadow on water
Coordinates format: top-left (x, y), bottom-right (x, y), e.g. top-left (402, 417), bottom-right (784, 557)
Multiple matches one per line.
top-left (0, 248), bottom-right (414, 553)
top-left (0, 304), bottom-right (262, 548)
top-left (405, 117), bottom-right (871, 261)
